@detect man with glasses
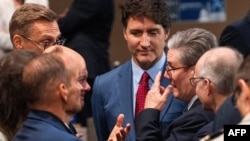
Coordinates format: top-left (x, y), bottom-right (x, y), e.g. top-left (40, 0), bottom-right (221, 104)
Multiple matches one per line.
top-left (91, 0), bottom-right (187, 140)
top-left (192, 47), bottom-right (243, 141)
top-left (135, 28), bottom-right (216, 141)
top-left (207, 53), bottom-right (250, 141)
top-left (7, 2), bottom-right (88, 138)
top-left (9, 3), bottom-right (65, 53)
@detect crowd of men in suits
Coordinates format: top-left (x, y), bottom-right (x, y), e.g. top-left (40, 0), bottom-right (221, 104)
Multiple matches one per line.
top-left (0, 0), bottom-right (250, 141)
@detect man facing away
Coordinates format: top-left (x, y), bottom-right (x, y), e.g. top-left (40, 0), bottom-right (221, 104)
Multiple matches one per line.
top-left (9, 4), bottom-right (131, 140)
top-left (13, 46), bottom-right (130, 141)
top-left (209, 54), bottom-right (250, 141)
top-left (193, 47), bottom-right (243, 141)
top-left (91, 0), bottom-right (187, 140)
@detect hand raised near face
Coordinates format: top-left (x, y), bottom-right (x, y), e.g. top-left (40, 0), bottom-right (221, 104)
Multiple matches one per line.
top-left (144, 71), bottom-right (173, 111)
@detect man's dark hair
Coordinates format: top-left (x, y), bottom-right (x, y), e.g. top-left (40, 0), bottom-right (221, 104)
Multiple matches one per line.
top-left (120, 0), bottom-right (171, 31)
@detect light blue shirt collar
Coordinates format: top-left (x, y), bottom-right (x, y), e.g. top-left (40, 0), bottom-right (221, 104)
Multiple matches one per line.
top-left (131, 53), bottom-right (166, 115)
top-left (132, 53), bottom-right (166, 84)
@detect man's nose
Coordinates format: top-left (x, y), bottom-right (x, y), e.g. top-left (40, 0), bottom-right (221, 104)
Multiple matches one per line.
top-left (140, 34), bottom-right (150, 47)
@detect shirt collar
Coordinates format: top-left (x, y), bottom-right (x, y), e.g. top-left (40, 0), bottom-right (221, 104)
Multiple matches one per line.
top-left (132, 53), bottom-right (166, 83)
top-left (239, 113), bottom-right (250, 125)
top-left (187, 95), bottom-right (198, 111)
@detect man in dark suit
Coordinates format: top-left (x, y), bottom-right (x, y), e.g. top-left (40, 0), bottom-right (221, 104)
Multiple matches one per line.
top-left (213, 9), bottom-right (250, 134)
top-left (58, 0), bottom-right (114, 127)
top-left (219, 9), bottom-right (250, 58)
top-left (13, 46), bottom-right (130, 141)
top-left (91, 0), bottom-right (187, 141)
top-left (193, 47), bottom-right (243, 141)
top-left (135, 28), bottom-right (217, 141)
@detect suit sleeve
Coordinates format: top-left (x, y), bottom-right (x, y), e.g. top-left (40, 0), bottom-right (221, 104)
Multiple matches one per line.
top-left (192, 121), bottom-right (213, 141)
top-left (135, 109), bottom-right (163, 141)
top-left (219, 25), bottom-right (247, 56)
top-left (163, 110), bottom-right (213, 141)
top-left (91, 76), bottom-right (110, 141)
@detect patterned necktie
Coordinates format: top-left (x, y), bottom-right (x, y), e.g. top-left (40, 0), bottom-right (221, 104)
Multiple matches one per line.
top-left (135, 72), bottom-right (150, 116)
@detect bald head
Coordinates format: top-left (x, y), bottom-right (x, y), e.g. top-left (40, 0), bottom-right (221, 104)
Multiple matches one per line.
top-left (44, 45), bottom-right (87, 73)
top-left (44, 45), bottom-right (82, 58)
top-left (23, 45), bottom-right (90, 115)
top-left (22, 49), bottom-right (71, 105)
top-left (196, 47), bottom-right (243, 95)
top-left (197, 47), bottom-right (240, 67)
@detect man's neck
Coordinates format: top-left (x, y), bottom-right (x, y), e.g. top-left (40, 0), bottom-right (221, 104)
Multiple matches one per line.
top-left (31, 104), bottom-right (73, 124)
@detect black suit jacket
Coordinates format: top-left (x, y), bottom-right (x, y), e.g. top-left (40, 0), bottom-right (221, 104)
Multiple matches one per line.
top-left (135, 98), bottom-right (214, 141)
top-left (212, 96), bottom-right (241, 132)
top-left (58, 0), bottom-right (114, 79)
top-left (219, 10), bottom-right (250, 58)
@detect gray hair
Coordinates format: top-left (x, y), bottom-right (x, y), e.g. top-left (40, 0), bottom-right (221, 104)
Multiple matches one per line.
top-left (167, 28), bottom-right (218, 66)
top-left (198, 47), bottom-right (243, 95)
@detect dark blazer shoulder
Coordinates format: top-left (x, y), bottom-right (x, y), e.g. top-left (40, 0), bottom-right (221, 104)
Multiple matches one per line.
top-left (13, 111), bottom-right (80, 141)
top-left (213, 96), bottom-right (241, 132)
top-left (162, 100), bottom-right (214, 141)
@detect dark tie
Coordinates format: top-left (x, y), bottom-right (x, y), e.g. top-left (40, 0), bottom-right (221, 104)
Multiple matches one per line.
top-left (135, 72), bottom-right (150, 116)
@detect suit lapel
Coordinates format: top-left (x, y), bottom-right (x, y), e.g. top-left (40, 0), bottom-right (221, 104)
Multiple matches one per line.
top-left (116, 61), bottom-right (133, 116)
top-left (115, 61), bottom-right (136, 139)
top-left (190, 98), bottom-right (201, 109)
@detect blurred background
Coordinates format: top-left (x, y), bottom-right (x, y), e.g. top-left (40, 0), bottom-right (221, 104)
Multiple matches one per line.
top-left (50, 0), bottom-right (250, 68)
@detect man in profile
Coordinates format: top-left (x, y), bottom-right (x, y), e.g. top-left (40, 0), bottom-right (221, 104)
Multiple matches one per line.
top-left (13, 46), bottom-right (130, 141)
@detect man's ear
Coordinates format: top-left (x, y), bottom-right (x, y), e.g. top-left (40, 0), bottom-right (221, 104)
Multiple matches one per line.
top-left (205, 79), bottom-right (213, 96)
top-left (165, 29), bottom-right (170, 41)
top-left (238, 79), bottom-right (250, 98)
top-left (13, 35), bottom-right (23, 49)
top-left (58, 83), bottom-right (69, 102)
top-left (189, 66), bottom-right (195, 75)
top-left (123, 27), bottom-right (128, 41)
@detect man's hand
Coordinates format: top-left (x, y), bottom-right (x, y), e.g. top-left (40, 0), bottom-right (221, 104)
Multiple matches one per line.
top-left (144, 71), bottom-right (173, 110)
top-left (108, 114), bottom-right (130, 141)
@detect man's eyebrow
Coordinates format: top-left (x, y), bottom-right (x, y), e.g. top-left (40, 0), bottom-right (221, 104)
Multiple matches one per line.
top-left (148, 28), bottom-right (160, 31)
top-left (40, 33), bottom-right (62, 39)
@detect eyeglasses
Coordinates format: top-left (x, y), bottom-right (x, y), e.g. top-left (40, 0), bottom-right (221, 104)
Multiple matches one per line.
top-left (189, 77), bottom-right (205, 87)
top-left (19, 35), bottom-right (66, 49)
top-left (166, 65), bottom-right (194, 78)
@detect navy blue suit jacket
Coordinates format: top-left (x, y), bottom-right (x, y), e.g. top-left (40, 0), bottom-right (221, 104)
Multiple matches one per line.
top-left (135, 99), bottom-right (214, 141)
top-left (91, 60), bottom-right (187, 141)
top-left (13, 110), bottom-right (81, 141)
top-left (212, 96), bottom-right (241, 132)
top-left (219, 10), bottom-right (250, 58)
